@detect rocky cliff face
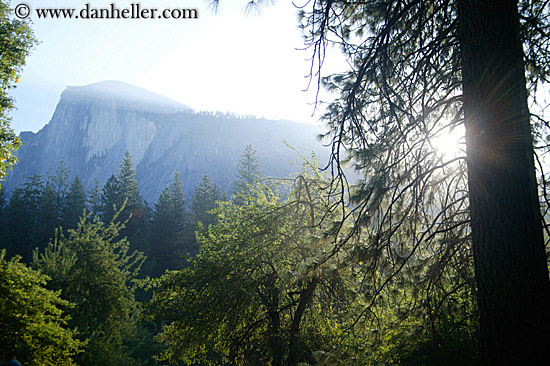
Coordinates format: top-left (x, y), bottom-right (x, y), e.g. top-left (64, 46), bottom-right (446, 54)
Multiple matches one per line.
top-left (5, 81), bottom-right (326, 202)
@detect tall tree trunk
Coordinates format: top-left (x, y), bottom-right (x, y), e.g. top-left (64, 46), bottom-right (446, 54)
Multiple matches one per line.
top-left (457, 0), bottom-right (550, 364)
top-left (262, 273), bottom-right (283, 366)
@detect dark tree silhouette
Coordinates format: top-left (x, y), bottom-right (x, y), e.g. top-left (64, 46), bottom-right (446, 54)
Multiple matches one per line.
top-left (298, 1), bottom-right (550, 364)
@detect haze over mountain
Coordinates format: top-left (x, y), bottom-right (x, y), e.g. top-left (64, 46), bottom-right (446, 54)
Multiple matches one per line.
top-left (4, 81), bottom-right (327, 202)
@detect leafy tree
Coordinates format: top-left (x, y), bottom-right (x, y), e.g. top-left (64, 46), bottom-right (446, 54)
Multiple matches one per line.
top-left (298, 1), bottom-right (550, 363)
top-left (149, 168), bottom-right (358, 366)
top-left (348, 220), bottom-right (481, 365)
top-left (150, 168), bottom-right (481, 365)
top-left (33, 214), bottom-right (145, 366)
top-left (0, 250), bottom-right (81, 366)
top-left (0, 0), bottom-right (36, 184)
top-left (149, 171), bottom-right (190, 276)
top-left (190, 172), bottom-right (221, 228)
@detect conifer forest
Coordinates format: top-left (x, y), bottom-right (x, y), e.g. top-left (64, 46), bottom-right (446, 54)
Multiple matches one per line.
top-left (2, 0), bottom-right (550, 365)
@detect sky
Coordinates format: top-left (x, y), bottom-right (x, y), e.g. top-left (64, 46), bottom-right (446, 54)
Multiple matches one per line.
top-left (9, 0), bottom-right (343, 133)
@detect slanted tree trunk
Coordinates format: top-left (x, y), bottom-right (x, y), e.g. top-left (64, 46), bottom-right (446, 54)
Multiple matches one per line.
top-left (287, 278), bottom-right (318, 366)
top-left (457, 0), bottom-right (550, 364)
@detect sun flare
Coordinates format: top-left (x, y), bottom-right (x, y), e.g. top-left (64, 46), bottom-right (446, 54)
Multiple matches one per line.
top-left (431, 125), bottom-right (465, 159)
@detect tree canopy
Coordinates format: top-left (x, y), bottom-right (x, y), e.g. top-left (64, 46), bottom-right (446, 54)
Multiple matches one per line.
top-left (3, 0), bottom-right (550, 364)
top-left (232, 144), bottom-right (262, 199)
top-left (0, 250), bottom-right (81, 366)
top-left (33, 214), bottom-right (146, 366)
top-left (298, 0), bottom-right (550, 364)
top-left (149, 171), bottom-right (190, 276)
top-left (0, 0), bottom-right (36, 184)
top-left (149, 166), bottom-right (358, 365)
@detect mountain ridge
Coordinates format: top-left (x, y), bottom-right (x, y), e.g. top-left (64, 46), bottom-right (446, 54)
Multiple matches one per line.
top-left (5, 81), bottom-right (327, 203)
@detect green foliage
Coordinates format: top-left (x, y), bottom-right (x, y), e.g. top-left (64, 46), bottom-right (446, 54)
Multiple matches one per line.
top-left (62, 175), bottom-right (87, 229)
top-left (232, 144), bottom-right (261, 204)
top-left (100, 151), bottom-right (149, 258)
top-left (0, 140), bottom-right (485, 364)
top-left (118, 150), bottom-right (143, 213)
top-left (2, 173), bottom-right (44, 260)
top-left (0, 0), bottom-right (36, 184)
top-left (0, 186), bottom-right (6, 215)
top-left (149, 171), bottom-right (190, 276)
top-left (86, 179), bottom-right (102, 218)
top-left (149, 166), bottom-right (357, 365)
top-left (33, 214), bottom-right (146, 366)
top-left (191, 172), bottom-right (221, 228)
top-left (100, 151), bottom-right (142, 223)
top-left (351, 265), bottom-right (480, 365)
top-left (0, 250), bottom-right (82, 366)
top-left (296, 0), bottom-right (487, 362)
top-left (101, 174), bottom-right (123, 223)
top-left (2, 164), bottom-right (76, 261)
top-left (116, 151), bottom-right (149, 253)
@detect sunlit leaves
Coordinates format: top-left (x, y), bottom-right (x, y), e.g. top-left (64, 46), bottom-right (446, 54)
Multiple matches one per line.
top-left (0, 250), bottom-right (82, 366)
top-left (0, 0), bottom-right (36, 184)
top-left (299, 1), bottom-right (482, 362)
top-left (149, 166), bottom-right (359, 365)
top-left (33, 214), bottom-right (145, 366)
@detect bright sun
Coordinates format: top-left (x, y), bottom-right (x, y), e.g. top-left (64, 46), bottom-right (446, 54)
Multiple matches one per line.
top-left (431, 125), bottom-right (465, 159)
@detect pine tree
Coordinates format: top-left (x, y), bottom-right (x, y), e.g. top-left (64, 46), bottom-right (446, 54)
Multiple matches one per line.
top-left (50, 161), bottom-right (70, 213)
top-left (170, 171), bottom-right (187, 226)
top-left (299, 0), bottom-right (550, 363)
top-left (0, 187), bottom-right (6, 218)
top-left (191, 172), bottom-right (221, 229)
top-left (117, 150), bottom-right (142, 214)
top-left (166, 171), bottom-right (190, 255)
top-left (232, 145), bottom-right (261, 193)
top-left (117, 151), bottom-right (149, 256)
top-left (87, 180), bottom-right (102, 219)
top-left (0, 188), bottom-right (7, 246)
top-left (100, 151), bottom-right (149, 259)
top-left (35, 181), bottom-right (59, 248)
top-left (33, 216), bottom-right (144, 366)
top-left (62, 176), bottom-right (87, 229)
top-left (149, 171), bottom-right (190, 276)
top-left (101, 149), bottom-right (143, 225)
top-left (457, 2), bottom-right (550, 362)
top-left (232, 145), bottom-right (262, 205)
top-left (3, 173), bottom-right (43, 260)
top-left (100, 174), bottom-right (122, 224)
top-left (34, 163), bottom-right (70, 252)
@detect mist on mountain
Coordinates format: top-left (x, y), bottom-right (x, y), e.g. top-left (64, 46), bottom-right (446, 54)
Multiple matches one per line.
top-left (4, 81), bottom-right (327, 202)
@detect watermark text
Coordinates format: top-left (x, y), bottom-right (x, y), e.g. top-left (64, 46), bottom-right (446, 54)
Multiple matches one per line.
top-left (14, 3), bottom-right (199, 20)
